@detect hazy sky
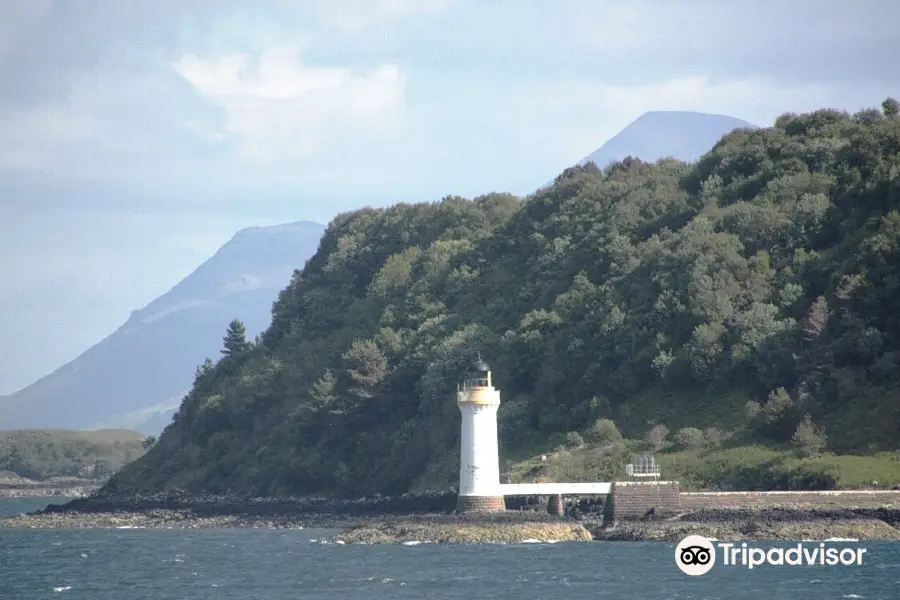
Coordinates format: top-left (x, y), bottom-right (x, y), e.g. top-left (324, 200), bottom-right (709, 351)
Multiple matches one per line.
top-left (1, 0), bottom-right (898, 394)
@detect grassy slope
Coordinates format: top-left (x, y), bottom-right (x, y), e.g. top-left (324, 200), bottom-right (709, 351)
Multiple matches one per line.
top-left (410, 385), bottom-right (900, 492)
top-left (413, 442), bottom-right (900, 493)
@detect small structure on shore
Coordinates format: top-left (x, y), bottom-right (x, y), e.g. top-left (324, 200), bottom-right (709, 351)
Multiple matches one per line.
top-left (602, 456), bottom-right (683, 526)
top-left (625, 455), bottom-right (661, 480)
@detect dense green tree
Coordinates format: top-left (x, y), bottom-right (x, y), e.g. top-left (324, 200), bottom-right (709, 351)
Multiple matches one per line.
top-left (341, 338), bottom-right (388, 400)
top-left (309, 370), bottom-right (337, 410)
top-left (221, 319), bottom-right (250, 356)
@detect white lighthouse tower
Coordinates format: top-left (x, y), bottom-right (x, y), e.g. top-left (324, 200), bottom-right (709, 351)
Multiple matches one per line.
top-left (456, 357), bottom-right (505, 512)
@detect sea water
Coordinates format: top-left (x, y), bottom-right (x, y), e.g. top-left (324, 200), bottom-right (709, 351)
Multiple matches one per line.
top-left (1, 499), bottom-right (898, 599)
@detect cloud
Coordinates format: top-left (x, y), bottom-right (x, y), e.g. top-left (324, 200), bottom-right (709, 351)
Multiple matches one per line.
top-left (340, 0), bottom-right (899, 87)
top-left (1, 0), bottom-right (897, 201)
top-left (0, 1), bottom-right (53, 55)
top-left (171, 45), bottom-right (405, 162)
top-left (0, 63), bottom-right (223, 181)
top-left (0, 104), bottom-right (102, 170)
top-left (312, 0), bottom-right (453, 32)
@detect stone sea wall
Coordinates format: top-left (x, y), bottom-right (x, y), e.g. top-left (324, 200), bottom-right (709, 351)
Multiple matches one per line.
top-left (602, 481), bottom-right (682, 521)
top-left (597, 485), bottom-right (900, 523)
top-left (680, 490), bottom-right (900, 510)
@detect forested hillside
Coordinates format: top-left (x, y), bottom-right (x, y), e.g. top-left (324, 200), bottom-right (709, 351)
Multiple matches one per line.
top-left (0, 429), bottom-right (149, 480)
top-left (105, 99), bottom-right (900, 497)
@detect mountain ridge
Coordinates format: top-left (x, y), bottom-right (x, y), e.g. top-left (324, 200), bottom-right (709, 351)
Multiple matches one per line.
top-left (578, 110), bottom-right (758, 168)
top-left (0, 220), bottom-right (326, 433)
top-left (538, 110), bottom-right (758, 190)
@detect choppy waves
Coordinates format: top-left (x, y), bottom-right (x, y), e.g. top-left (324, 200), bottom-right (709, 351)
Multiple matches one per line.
top-left (1, 528), bottom-right (897, 599)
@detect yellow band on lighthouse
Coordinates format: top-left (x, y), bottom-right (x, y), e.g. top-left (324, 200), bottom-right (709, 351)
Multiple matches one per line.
top-left (457, 387), bottom-right (499, 405)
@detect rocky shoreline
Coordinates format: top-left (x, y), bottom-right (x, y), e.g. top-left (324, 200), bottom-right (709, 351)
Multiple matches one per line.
top-left (0, 490), bottom-right (461, 531)
top-left (0, 486), bottom-right (94, 499)
top-left (592, 508), bottom-right (900, 542)
top-left (0, 476), bottom-right (100, 499)
top-left (2, 491), bottom-right (900, 543)
top-left (334, 513), bottom-right (593, 544)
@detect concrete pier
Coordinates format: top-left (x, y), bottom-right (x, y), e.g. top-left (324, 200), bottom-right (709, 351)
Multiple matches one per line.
top-left (498, 482), bottom-right (611, 496)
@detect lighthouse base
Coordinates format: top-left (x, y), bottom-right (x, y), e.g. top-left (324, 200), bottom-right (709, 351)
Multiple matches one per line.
top-left (456, 495), bottom-right (506, 513)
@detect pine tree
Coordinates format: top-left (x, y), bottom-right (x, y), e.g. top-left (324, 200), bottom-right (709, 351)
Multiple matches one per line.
top-left (221, 319), bottom-right (250, 356)
top-left (195, 358), bottom-right (214, 379)
top-left (309, 370), bottom-right (337, 408)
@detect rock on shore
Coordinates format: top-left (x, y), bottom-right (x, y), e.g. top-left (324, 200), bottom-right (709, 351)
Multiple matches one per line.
top-left (0, 489), bottom-right (461, 531)
top-left (0, 509), bottom-right (310, 530)
top-left (592, 508), bottom-right (900, 541)
top-left (34, 489), bottom-right (460, 516)
top-left (332, 513), bottom-right (593, 544)
top-left (0, 508), bottom-right (593, 542)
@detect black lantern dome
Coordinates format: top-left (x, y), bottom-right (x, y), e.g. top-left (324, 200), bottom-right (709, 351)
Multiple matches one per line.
top-left (461, 356), bottom-right (491, 389)
top-left (470, 359), bottom-right (490, 374)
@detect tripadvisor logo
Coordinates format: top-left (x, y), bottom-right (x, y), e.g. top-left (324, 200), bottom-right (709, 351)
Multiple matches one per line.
top-left (675, 535), bottom-right (868, 576)
top-left (675, 535), bottom-right (717, 576)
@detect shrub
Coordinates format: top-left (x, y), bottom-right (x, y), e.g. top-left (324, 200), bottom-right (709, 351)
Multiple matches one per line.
top-left (722, 462), bottom-right (838, 491)
top-left (743, 400), bottom-right (762, 423)
top-left (646, 424), bottom-right (669, 448)
top-left (748, 388), bottom-right (799, 441)
top-left (703, 427), bottom-right (724, 446)
top-left (584, 419), bottom-right (623, 445)
top-left (782, 465), bottom-right (838, 490)
top-left (565, 431), bottom-right (585, 449)
top-left (673, 427), bottom-right (705, 450)
top-left (764, 388), bottom-right (794, 424)
top-left (791, 414), bottom-right (827, 457)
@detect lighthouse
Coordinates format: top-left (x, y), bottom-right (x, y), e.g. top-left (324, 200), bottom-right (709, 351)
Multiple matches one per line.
top-left (456, 357), bottom-right (505, 512)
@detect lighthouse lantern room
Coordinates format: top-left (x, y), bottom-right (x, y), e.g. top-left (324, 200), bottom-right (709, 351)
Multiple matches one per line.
top-left (456, 357), bottom-right (505, 512)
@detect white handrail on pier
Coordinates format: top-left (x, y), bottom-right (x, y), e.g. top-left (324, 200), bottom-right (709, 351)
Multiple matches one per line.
top-left (498, 482), bottom-right (611, 496)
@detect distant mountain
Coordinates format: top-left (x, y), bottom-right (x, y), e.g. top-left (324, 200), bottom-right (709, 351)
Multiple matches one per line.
top-left (577, 111), bottom-right (758, 168)
top-left (0, 221), bottom-right (326, 434)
